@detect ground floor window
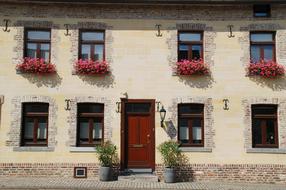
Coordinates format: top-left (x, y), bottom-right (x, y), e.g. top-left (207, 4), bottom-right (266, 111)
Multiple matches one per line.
top-left (77, 103), bottom-right (104, 146)
top-left (21, 103), bottom-right (49, 146)
top-left (178, 103), bottom-right (204, 147)
top-left (252, 104), bottom-right (278, 148)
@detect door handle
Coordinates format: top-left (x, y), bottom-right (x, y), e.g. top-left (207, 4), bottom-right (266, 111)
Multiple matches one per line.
top-left (147, 134), bottom-right (150, 143)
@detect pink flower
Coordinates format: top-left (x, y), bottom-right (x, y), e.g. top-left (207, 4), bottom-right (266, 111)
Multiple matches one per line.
top-left (176, 59), bottom-right (209, 76)
top-left (247, 60), bottom-right (285, 78)
top-left (16, 57), bottom-right (56, 74)
top-left (74, 59), bottom-right (109, 75)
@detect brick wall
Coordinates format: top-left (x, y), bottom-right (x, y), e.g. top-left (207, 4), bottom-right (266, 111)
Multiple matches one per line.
top-left (155, 164), bottom-right (286, 184)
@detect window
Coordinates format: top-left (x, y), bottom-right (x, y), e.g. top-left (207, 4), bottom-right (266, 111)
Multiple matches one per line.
top-left (79, 30), bottom-right (105, 61)
top-left (77, 103), bottom-right (104, 146)
top-left (178, 104), bottom-right (204, 147)
top-left (253, 4), bottom-right (271, 17)
top-left (252, 105), bottom-right (278, 148)
top-left (178, 32), bottom-right (203, 61)
top-left (250, 32), bottom-right (275, 62)
top-left (21, 103), bottom-right (49, 146)
top-left (24, 29), bottom-right (51, 62)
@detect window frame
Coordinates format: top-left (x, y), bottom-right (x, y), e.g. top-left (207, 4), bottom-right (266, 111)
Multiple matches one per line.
top-left (178, 103), bottom-right (204, 147)
top-left (78, 29), bottom-right (106, 61)
top-left (250, 31), bottom-right (276, 62)
top-left (21, 103), bottom-right (49, 147)
top-left (251, 104), bottom-right (278, 148)
top-left (24, 28), bottom-right (51, 62)
top-left (177, 31), bottom-right (204, 61)
top-left (253, 4), bottom-right (271, 18)
top-left (76, 103), bottom-right (104, 147)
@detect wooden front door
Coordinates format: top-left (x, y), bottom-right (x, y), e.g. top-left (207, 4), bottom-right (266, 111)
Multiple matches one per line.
top-left (121, 99), bottom-right (155, 170)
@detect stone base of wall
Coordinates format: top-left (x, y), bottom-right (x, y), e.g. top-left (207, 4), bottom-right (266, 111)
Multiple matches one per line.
top-left (155, 164), bottom-right (286, 184)
top-left (1, 163), bottom-right (286, 184)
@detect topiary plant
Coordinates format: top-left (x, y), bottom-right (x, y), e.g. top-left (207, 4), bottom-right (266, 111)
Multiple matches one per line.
top-left (157, 140), bottom-right (181, 168)
top-left (96, 141), bottom-right (117, 167)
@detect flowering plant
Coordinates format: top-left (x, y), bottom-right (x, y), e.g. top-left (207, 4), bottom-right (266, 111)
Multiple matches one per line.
top-left (247, 60), bottom-right (285, 78)
top-left (74, 59), bottom-right (109, 75)
top-left (16, 57), bottom-right (56, 74)
top-left (176, 59), bottom-right (210, 75)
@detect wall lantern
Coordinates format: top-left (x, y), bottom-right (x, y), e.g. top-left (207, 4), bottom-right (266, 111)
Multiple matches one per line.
top-left (159, 106), bottom-right (166, 127)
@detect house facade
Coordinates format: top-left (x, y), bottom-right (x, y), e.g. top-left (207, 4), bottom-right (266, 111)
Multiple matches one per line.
top-left (0, 0), bottom-right (286, 184)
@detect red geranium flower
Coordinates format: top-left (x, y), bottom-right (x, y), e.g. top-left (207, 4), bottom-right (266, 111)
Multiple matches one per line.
top-left (247, 60), bottom-right (285, 78)
top-left (74, 59), bottom-right (109, 75)
top-left (176, 59), bottom-right (210, 75)
top-left (16, 57), bottom-right (56, 74)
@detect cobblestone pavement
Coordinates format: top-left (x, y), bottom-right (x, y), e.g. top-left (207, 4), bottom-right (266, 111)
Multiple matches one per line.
top-left (0, 178), bottom-right (285, 190)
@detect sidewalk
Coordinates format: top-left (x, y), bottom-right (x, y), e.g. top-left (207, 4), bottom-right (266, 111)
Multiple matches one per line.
top-left (0, 178), bottom-right (285, 190)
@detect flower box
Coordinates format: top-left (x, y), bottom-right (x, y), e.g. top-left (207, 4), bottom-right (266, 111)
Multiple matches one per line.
top-left (247, 60), bottom-right (285, 78)
top-left (16, 58), bottom-right (56, 74)
top-left (74, 59), bottom-right (109, 75)
top-left (176, 59), bottom-right (210, 76)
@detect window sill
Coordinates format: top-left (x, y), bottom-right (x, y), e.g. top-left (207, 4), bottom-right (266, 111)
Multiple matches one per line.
top-left (246, 148), bottom-right (286, 154)
top-left (179, 147), bottom-right (212, 152)
top-left (13, 147), bottom-right (54, 152)
top-left (69, 147), bottom-right (97, 152)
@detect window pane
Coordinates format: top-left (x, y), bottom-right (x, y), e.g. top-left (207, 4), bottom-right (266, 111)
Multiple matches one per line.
top-left (37, 118), bottom-right (47, 140)
top-left (254, 5), bottom-right (270, 17)
top-left (79, 119), bottom-right (89, 140)
top-left (179, 104), bottom-right (204, 114)
top-left (179, 45), bottom-right (189, 61)
top-left (251, 33), bottom-right (273, 42)
top-left (78, 104), bottom-right (104, 114)
top-left (27, 43), bottom-right (37, 58)
top-left (179, 119), bottom-right (189, 143)
top-left (40, 44), bottom-right (50, 62)
top-left (126, 103), bottom-right (150, 113)
top-left (250, 45), bottom-right (261, 62)
top-left (179, 33), bottom-right (201, 41)
top-left (266, 120), bottom-right (276, 144)
top-left (192, 45), bottom-right (202, 59)
top-left (25, 103), bottom-right (49, 113)
top-left (81, 45), bottom-right (91, 60)
top-left (252, 105), bottom-right (277, 116)
top-left (192, 119), bottom-right (202, 144)
top-left (24, 118), bottom-right (34, 139)
top-left (82, 32), bottom-right (104, 41)
top-left (264, 45), bottom-right (274, 61)
top-left (93, 118), bottom-right (102, 140)
top-left (94, 45), bottom-right (104, 61)
top-left (28, 31), bottom-right (50, 40)
top-left (252, 119), bottom-right (262, 146)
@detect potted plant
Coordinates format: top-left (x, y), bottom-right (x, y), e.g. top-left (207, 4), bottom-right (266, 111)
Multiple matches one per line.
top-left (157, 140), bottom-right (181, 183)
top-left (96, 141), bottom-right (117, 181)
top-left (74, 59), bottom-right (109, 75)
top-left (247, 60), bottom-right (285, 78)
top-left (16, 57), bottom-right (56, 74)
top-left (176, 59), bottom-right (209, 75)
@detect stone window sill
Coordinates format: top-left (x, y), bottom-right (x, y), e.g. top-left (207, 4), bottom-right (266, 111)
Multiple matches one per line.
top-left (70, 147), bottom-right (97, 152)
top-left (13, 147), bottom-right (54, 152)
top-left (246, 148), bottom-right (286, 154)
top-left (179, 147), bottom-right (212, 152)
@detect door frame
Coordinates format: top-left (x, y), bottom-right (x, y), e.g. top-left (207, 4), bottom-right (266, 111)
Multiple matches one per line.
top-left (120, 99), bottom-right (156, 171)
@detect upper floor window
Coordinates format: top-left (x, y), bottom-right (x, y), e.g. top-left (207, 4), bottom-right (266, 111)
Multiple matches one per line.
top-left (24, 29), bottom-right (51, 62)
top-left (252, 105), bottom-right (278, 148)
top-left (253, 4), bottom-right (271, 17)
top-left (21, 103), bottom-right (49, 146)
top-left (77, 103), bottom-right (104, 146)
top-left (79, 30), bottom-right (105, 61)
top-left (250, 32), bottom-right (275, 62)
top-left (178, 104), bottom-right (204, 147)
top-left (178, 32), bottom-right (203, 61)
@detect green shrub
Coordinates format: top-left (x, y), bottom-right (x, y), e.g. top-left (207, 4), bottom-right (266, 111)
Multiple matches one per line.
top-left (96, 141), bottom-right (117, 167)
top-left (157, 140), bottom-right (181, 168)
